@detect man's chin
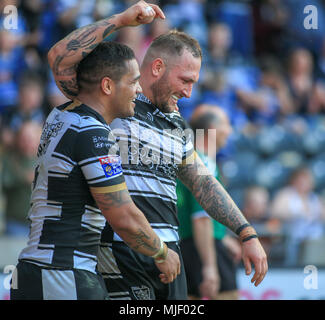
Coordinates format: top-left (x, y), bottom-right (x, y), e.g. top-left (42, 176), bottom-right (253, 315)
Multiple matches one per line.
top-left (160, 104), bottom-right (177, 113)
top-left (118, 108), bottom-right (134, 119)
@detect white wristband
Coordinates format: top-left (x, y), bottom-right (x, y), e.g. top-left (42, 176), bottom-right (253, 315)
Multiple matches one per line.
top-left (151, 238), bottom-right (164, 259)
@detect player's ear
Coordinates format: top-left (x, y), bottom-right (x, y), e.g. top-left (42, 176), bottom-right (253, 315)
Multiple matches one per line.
top-left (101, 76), bottom-right (115, 95)
top-left (151, 58), bottom-right (165, 77)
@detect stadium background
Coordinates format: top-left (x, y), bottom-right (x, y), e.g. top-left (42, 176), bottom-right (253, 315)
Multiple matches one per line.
top-left (1, 0), bottom-right (325, 299)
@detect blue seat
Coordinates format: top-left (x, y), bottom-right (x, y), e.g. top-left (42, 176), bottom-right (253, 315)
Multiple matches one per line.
top-left (255, 125), bottom-right (301, 156)
top-left (301, 125), bottom-right (325, 156)
top-left (308, 154), bottom-right (325, 191)
top-left (254, 158), bottom-right (290, 191)
top-left (220, 151), bottom-right (260, 188)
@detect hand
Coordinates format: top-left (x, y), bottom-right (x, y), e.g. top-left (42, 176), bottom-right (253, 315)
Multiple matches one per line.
top-left (118, 0), bottom-right (165, 28)
top-left (199, 265), bottom-right (220, 300)
top-left (155, 248), bottom-right (181, 284)
top-left (241, 238), bottom-right (268, 287)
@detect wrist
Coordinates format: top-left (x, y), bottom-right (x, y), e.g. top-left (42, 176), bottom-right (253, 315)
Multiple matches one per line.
top-left (151, 239), bottom-right (168, 263)
top-left (109, 13), bottom-right (124, 29)
top-left (202, 264), bottom-right (218, 275)
top-left (236, 224), bottom-right (258, 243)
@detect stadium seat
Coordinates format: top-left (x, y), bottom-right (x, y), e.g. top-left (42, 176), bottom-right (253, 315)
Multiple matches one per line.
top-left (254, 157), bottom-right (290, 191)
top-left (299, 237), bottom-right (325, 267)
top-left (220, 151), bottom-right (260, 188)
top-left (301, 124), bottom-right (325, 156)
top-left (255, 124), bottom-right (301, 156)
top-left (308, 154), bottom-right (325, 191)
top-left (275, 150), bottom-right (305, 174)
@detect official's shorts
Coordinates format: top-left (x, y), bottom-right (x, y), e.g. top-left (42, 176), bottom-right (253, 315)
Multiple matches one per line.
top-left (180, 238), bottom-right (237, 297)
top-left (10, 260), bottom-right (109, 300)
top-left (97, 241), bottom-right (187, 300)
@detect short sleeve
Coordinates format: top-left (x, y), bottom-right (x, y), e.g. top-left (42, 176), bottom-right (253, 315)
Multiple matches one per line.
top-left (75, 126), bottom-right (126, 194)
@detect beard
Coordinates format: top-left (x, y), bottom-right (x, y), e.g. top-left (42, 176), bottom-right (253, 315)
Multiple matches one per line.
top-left (150, 72), bottom-right (175, 113)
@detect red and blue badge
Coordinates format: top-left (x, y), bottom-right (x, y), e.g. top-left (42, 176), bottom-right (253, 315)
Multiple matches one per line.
top-left (99, 156), bottom-right (123, 178)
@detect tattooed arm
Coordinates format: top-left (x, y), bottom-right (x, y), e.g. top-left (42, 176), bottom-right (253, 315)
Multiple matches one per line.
top-left (91, 188), bottom-right (180, 283)
top-left (92, 189), bottom-right (160, 256)
top-left (178, 154), bottom-right (268, 286)
top-left (178, 155), bottom-right (248, 233)
top-left (47, 1), bottom-right (165, 100)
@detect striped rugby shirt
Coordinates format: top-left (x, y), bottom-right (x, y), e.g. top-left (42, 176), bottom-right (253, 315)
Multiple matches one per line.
top-left (101, 94), bottom-right (195, 243)
top-left (19, 100), bottom-right (126, 274)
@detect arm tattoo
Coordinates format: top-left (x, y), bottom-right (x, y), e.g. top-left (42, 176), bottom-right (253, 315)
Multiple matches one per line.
top-left (178, 158), bottom-right (248, 233)
top-left (102, 25), bottom-right (116, 38)
top-left (51, 18), bottom-right (117, 98)
top-left (58, 79), bottom-right (78, 97)
top-left (93, 189), bottom-right (132, 210)
top-left (93, 189), bottom-right (160, 255)
top-left (123, 230), bottom-right (160, 254)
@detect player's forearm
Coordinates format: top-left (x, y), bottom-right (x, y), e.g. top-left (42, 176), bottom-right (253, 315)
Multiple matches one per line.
top-left (112, 206), bottom-right (161, 256)
top-left (47, 14), bottom-right (123, 98)
top-left (178, 157), bottom-right (248, 235)
top-left (93, 190), bottom-right (162, 257)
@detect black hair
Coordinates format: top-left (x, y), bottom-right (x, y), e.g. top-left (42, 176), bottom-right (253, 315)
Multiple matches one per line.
top-left (76, 41), bottom-right (135, 90)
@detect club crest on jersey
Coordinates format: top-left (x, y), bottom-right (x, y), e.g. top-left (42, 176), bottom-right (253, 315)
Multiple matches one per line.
top-left (99, 156), bottom-right (122, 178)
top-left (131, 285), bottom-right (151, 300)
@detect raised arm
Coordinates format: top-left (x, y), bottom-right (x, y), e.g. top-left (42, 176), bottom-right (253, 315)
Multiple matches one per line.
top-left (177, 154), bottom-right (268, 286)
top-left (47, 0), bottom-right (165, 100)
top-left (91, 187), bottom-right (180, 284)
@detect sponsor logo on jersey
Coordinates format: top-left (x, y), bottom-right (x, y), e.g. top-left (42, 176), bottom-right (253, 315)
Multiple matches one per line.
top-left (99, 156), bottom-right (122, 178)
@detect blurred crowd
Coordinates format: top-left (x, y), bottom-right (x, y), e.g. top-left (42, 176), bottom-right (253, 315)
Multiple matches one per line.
top-left (1, 0), bottom-right (325, 268)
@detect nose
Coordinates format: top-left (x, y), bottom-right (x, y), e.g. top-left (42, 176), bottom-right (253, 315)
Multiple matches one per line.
top-left (182, 84), bottom-right (193, 99)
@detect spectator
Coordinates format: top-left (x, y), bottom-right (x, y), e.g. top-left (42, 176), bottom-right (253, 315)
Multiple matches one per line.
top-left (45, 71), bottom-right (69, 113)
top-left (141, 16), bottom-right (170, 57)
top-left (252, 0), bottom-right (290, 58)
top-left (2, 121), bottom-right (42, 236)
top-left (242, 185), bottom-right (282, 263)
top-left (203, 22), bottom-right (244, 71)
top-left (177, 104), bottom-right (241, 300)
top-left (235, 56), bottom-right (294, 126)
top-left (163, 0), bottom-right (208, 47)
top-left (1, 72), bottom-right (45, 149)
top-left (55, 0), bottom-right (99, 38)
top-left (270, 166), bottom-right (325, 266)
top-left (0, 145), bottom-right (5, 235)
top-left (200, 69), bottom-right (249, 130)
top-left (116, 25), bottom-right (147, 64)
top-left (0, 29), bottom-right (27, 114)
top-left (208, 0), bottom-right (254, 58)
top-left (286, 48), bottom-right (325, 115)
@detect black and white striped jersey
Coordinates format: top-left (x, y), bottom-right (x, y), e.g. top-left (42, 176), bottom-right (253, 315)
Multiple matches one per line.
top-left (19, 100), bottom-right (126, 274)
top-left (101, 94), bottom-right (194, 243)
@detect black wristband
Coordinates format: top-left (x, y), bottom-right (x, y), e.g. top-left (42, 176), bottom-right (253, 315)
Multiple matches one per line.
top-left (236, 223), bottom-right (251, 235)
top-left (242, 234), bottom-right (258, 242)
